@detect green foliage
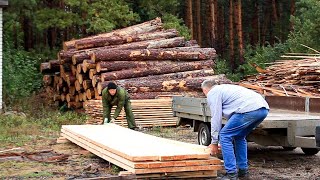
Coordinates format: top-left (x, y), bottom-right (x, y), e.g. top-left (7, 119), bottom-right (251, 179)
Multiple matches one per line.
top-left (162, 14), bottom-right (191, 40)
top-left (240, 43), bottom-right (289, 75)
top-left (34, 8), bottom-right (81, 30)
top-left (137, 0), bottom-right (180, 20)
top-left (216, 43), bottom-right (289, 82)
top-left (85, 0), bottom-right (140, 33)
top-left (287, 0), bottom-right (320, 52)
top-left (3, 40), bottom-right (43, 102)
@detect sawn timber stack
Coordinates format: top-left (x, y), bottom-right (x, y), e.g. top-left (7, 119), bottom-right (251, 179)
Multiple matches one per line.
top-left (61, 124), bottom-right (222, 178)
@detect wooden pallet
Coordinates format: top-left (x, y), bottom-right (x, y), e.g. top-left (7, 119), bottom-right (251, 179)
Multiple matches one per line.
top-left (61, 124), bottom-right (222, 177)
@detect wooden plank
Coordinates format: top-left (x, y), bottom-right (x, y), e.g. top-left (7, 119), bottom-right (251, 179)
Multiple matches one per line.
top-left (61, 131), bottom-right (222, 173)
top-left (62, 124), bottom-right (210, 162)
top-left (119, 170), bottom-right (217, 179)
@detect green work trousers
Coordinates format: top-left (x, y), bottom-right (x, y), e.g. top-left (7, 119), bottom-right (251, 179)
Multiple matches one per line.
top-left (105, 100), bottom-right (136, 129)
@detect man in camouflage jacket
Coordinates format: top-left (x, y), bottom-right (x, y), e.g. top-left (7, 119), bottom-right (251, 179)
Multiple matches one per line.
top-left (102, 82), bottom-right (136, 129)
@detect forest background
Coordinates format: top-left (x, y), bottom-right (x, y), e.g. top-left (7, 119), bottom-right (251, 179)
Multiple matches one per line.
top-left (3, 0), bottom-right (320, 105)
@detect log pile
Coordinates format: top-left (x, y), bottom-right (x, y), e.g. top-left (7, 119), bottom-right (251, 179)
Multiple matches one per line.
top-left (40, 18), bottom-right (221, 110)
top-left (40, 18), bottom-right (233, 127)
top-left (61, 124), bottom-right (223, 178)
top-left (240, 58), bottom-right (320, 97)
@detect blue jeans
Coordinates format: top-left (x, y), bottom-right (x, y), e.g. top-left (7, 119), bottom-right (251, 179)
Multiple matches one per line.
top-left (219, 107), bottom-right (269, 173)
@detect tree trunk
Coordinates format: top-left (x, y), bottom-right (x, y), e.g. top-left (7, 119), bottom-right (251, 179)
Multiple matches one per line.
top-left (234, 0), bottom-right (244, 64)
top-left (251, 1), bottom-right (259, 45)
top-left (229, 0), bottom-right (235, 70)
top-left (100, 60), bottom-right (214, 81)
top-left (92, 47), bottom-right (216, 62)
top-left (186, 0), bottom-right (194, 39)
top-left (63, 17), bottom-right (162, 51)
top-left (290, 0), bottom-right (295, 30)
top-left (195, 0), bottom-right (202, 46)
top-left (64, 37), bottom-right (186, 64)
top-left (75, 29), bottom-right (179, 50)
top-left (209, 0), bottom-right (217, 48)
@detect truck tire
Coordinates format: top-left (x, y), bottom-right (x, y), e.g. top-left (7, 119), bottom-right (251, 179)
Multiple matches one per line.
top-left (282, 146), bottom-right (296, 151)
top-left (316, 126), bottom-right (320, 147)
top-left (198, 123), bottom-right (211, 146)
top-left (301, 148), bottom-right (319, 155)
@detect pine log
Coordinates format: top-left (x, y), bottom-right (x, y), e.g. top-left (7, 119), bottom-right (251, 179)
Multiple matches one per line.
top-left (66, 74), bottom-right (76, 87)
top-left (82, 60), bottom-right (96, 73)
top-left (115, 69), bottom-right (214, 83)
top-left (69, 86), bottom-right (76, 96)
top-left (66, 93), bottom-right (75, 102)
top-left (89, 69), bottom-right (98, 79)
top-left (91, 47), bottom-right (216, 62)
top-left (100, 60), bottom-right (214, 81)
top-left (83, 79), bottom-right (93, 90)
top-left (49, 60), bottom-right (60, 70)
top-left (43, 75), bottom-right (53, 86)
top-left (77, 64), bottom-right (83, 74)
top-left (70, 37), bottom-right (186, 65)
top-left (75, 80), bottom-right (83, 92)
top-left (40, 62), bottom-right (52, 74)
top-left (86, 89), bottom-right (95, 100)
top-left (99, 75), bottom-right (230, 93)
top-left (75, 29), bottom-right (179, 50)
top-left (97, 60), bottom-right (209, 73)
top-left (63, 17), bottom-right (162, 51)
top-left (92, 75), bottom-right (101, 87)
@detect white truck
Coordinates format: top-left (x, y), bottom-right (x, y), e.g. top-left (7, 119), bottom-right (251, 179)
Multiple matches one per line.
top-left (172, 96), bottom-right (320, 155)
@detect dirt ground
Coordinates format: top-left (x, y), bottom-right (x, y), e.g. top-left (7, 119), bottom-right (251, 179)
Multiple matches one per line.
top-left (1, 126), bottom-right (319, 179)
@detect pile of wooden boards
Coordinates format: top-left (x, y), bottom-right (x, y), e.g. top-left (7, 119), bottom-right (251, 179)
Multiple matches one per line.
top-left (84, 98), bottom-right (179, 127)
top-left (40, 17), bottom-right (228, 109)
top-left (240, 58), bottom-right (320, 97)
top-left (60, 124), bottom-right (223, 178)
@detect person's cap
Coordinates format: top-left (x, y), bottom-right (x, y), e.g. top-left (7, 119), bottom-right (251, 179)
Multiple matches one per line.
top-left (107, 82), bottom-right (117, 90)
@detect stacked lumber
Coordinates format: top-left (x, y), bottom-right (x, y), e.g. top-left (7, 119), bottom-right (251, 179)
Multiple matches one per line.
top-left (240, 58), bottom-right (320, 97)
top-left (40, 17), bottom-right (220, 110)
top-left (61, 124), bottom-right (223, 178)
top-left (84, 99), bottom-right (179, 126)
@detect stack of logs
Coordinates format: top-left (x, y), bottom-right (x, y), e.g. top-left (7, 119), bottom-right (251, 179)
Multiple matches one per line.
top-left (240, 58), bottom-right (320, 97)
top-left (40, 17), bottom-right (229, 110)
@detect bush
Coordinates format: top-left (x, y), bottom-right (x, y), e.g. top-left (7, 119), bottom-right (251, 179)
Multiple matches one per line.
top-left (3, 41), bottom-right (43, 104)
top-left (287, 0), bottom-right (320, 52)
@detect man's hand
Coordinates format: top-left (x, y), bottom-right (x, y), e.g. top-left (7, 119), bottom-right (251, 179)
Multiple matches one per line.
top-left (103, 118), bottom-right (109, 125)
top-left (208, 144), bottom-right (219, 156)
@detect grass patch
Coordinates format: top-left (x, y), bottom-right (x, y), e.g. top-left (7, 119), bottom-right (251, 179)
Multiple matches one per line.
top-left (0, 95), bottom-right (87, 149)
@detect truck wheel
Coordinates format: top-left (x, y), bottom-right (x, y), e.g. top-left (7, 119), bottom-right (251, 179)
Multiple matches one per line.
top-left (198, 123), bottom-right (211, 146)
top-left (282, 146), bottom-right (296, 151)
top-left (301, 148), bottom-right (319, 155)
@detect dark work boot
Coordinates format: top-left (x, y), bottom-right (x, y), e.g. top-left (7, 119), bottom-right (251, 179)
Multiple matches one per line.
top-left (217, 173), bottom-right (238, 180)
top-left (238, 169), bottom-right (249, 179)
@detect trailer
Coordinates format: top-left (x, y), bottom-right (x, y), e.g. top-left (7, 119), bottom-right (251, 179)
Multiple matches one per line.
top-left (172, 96), bottom-right (320, 155)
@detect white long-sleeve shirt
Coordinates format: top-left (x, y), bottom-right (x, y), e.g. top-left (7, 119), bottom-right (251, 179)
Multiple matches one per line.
top-left (207, 84), bottom-right (269, 144)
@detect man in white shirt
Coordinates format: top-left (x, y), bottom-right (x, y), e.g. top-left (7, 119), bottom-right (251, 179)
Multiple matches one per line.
top-left (201, 79), bottom-right (269, 180)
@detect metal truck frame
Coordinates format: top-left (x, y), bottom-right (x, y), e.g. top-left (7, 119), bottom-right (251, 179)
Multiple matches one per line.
top-left (172, 96), bottom-right (320, 155)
